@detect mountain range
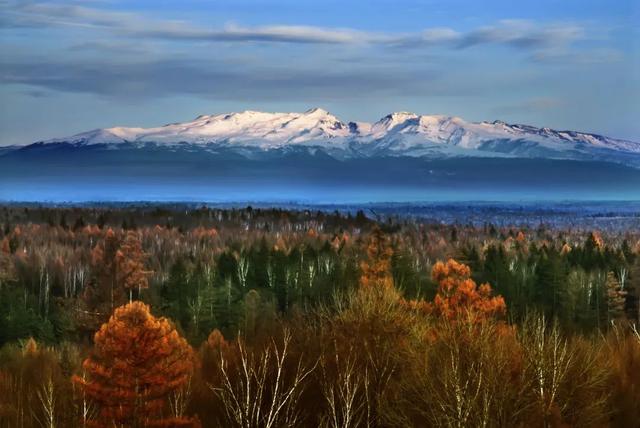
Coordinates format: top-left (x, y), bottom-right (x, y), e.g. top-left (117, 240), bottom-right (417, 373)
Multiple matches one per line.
top-left (1, 108), bottom-right (639, 202)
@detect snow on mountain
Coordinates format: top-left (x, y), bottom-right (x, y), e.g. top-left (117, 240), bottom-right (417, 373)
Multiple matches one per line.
top-left (42, 108), bottom-right (353, 148)
top-left (29, 109), bottom-right (640, 164)
top-left (369, 112), bottom-right (420, 138)
top-left (360, 113), bottom-right (640, 163)
top-left (366, 113), bottom-right (640, 155)
top-left (43, 128), bottom-right (129, 146)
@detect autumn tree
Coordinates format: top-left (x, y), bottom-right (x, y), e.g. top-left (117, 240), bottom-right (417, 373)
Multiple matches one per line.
top-left (430, 258), bottom-right (506, 322)
top-left (0, 338), bottom-right (72, 428)
top-left (606, 272), bottom-right (627, 325)
top-left (0, 237), bottom-right (14, 288)
top-left (73, 301), bottom-right (196, 427)
top-left (359, 227), bottom-right (394, 290)
top-left (587, 231), bottom-right (604, 252)
top-left (90, 228), bottom-right (121, 312)
top-left (116, 231), bottom-right (150, 302)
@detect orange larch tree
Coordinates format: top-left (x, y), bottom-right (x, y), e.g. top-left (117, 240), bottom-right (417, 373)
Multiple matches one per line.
top-left (90, 228), bottom-right (121, 312)
top-left (116, 231), bottom-right (151, 302)
top-left (359, 227), bottom-right (394, 290)
top-left (430, 258), bottom-right (506, 322)
top-left (73, 301), bottom-right (196, 428)
top-left (587, 231), bottom-right (604, 251)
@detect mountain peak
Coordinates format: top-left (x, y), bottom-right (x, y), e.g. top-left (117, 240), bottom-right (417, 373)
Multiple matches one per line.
top-left (304, 107), bottom-right (331, 115)
top-left (385, 111), bottom-right (418, 119)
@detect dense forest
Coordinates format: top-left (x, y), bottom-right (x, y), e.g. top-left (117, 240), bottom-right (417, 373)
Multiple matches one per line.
top-left (0, 205), bottom-right (639, 427)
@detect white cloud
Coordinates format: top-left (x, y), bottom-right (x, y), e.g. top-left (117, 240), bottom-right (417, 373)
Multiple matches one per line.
top-left (458, 19), bottom-right (584, 50)
top-left (0, 1), bottom-right (587, 53)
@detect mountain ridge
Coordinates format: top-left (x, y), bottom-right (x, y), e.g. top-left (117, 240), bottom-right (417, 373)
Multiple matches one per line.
top-left (4, 108), bottom-right (640, 168)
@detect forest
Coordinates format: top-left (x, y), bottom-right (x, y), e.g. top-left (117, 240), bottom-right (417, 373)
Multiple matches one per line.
top-left (0, 205), bottom-right (638, 427)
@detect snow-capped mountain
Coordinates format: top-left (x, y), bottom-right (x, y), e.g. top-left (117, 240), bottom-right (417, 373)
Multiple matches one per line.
top-left (361, 112), bottom-right (640, 162)
top-left (43, 108), bottom-right (353, 148)
top-left (3, 108), bottom-right (640, 202)
top-left (27, 108), bottom-right (639, 165)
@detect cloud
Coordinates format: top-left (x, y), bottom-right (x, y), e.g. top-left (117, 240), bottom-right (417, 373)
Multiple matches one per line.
top-left (146, 23), bottom-right (386, 45)
top-left (0, 1), bottom-right (132, 29)
top-left (421, 28), bottom-right (460, 44)
top-left (1, 2), bottom-right (386, 44)
top-left (0, 1), bottom-right (586, 53)
top-left (0, 1), bottom-right (612, 108)
top-left (457, 20), bottom-right (583, 50)
top-left (0, 57), bottom-right (448, 101)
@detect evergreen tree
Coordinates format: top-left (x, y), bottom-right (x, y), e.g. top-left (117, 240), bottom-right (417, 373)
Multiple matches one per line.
top-left (534, 247), bottom-right (568, 320)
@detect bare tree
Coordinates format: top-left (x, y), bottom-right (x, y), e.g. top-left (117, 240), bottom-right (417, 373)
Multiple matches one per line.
top-left (521, 315), bottom-right (573, 424)
top-left (266, 260), bottom-right (275, 289)
top-left (212, 330), bottom-right (316, 428)
top-left (169, 376), bottom-right (193, 420)
top-left (237, 253), bottom-right (250, 289)
top-left (307, 262), bottom-right (316, 288)
top-left (34, 376), bottom-right (56, 428)
top-left (319, 350), bottom-right (369, 428)
top-left (631, 323), bottom-right (640, 344)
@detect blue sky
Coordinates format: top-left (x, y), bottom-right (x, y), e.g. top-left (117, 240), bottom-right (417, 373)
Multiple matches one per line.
top-left (0, 0), bottom-right (638, 145)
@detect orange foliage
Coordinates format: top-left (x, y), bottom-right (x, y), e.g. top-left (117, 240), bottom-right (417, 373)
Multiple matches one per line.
top-left (0, 237), bottom-right (12, 282)
top-left (89, 228), bottom-right (123, 313)
top-left (191, 227), bottom-right (218, 240)
top-left (204, 328), bottom-right (236, 369)
top-left (589, 231), bottom-right (604, 250)
top-left (0, 237), bottom-right (9, 254)
top-left (330, 235), bottom-right (341, 251)
top-left (273, 236), bottom-right (288, 253)
top-left (23, 337), bottom-right (39, 356)
top-left (359, 227), bottom-right (394, 290)
top-left (83, 225), bottom-right (102, 235)
top-left (73, 302), bottom-right (196, 427)
top-left (116, 231), bottom-right (151, 298)
top-left (206, 329), bottom-right (231, 354)
top-left (90, 228), bottom-right (119, 269)
top-left (430, 259), bottom-right (506, 322)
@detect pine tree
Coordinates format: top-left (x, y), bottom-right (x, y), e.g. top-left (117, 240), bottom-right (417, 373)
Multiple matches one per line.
top-left (534, 248), bottom-right (568, 320)
top-left (73, 302), bottom-right (196, 427)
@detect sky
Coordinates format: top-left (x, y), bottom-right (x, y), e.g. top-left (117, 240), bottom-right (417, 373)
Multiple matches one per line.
top-left (0, 0), bottom-right (638, 146)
